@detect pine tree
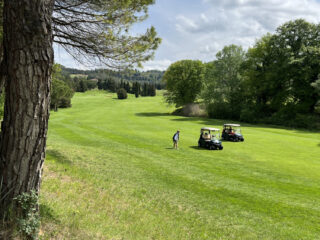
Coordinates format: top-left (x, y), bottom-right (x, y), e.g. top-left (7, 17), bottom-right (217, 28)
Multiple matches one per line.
top-left (142, 83), bottom-right (148, 96)
top-left (0, 1), bottom-right (161, 236)
top-left (125, 82), bottom-right (131, 93)
top-left (134, 82), bottom-right (140, 98)
top-left (150, 83), bottom-right (156, 96)
top-left (97, 79), bottom-right (103, 90)
top-left (78, 80), bottom-right (88, 92)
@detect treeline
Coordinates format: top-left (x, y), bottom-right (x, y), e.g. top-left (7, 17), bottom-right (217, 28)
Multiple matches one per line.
top-left (61, 66), bottom-right (165, 85)
top-left (97, 79), bottom-right (156, 97)
top-left (164, 19), bottom-right (320, 129)
top-left (57, 65), bottom-right (164, 95)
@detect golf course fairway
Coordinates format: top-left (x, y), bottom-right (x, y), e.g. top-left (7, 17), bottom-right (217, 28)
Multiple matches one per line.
top-left (40, 90), bottom-right (320, 240)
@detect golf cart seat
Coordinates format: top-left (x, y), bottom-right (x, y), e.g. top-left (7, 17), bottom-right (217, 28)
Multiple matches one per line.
top-left (203, 133), bottom-right (211, 140)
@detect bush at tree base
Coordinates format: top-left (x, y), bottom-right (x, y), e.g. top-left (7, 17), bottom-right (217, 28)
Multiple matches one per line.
top-left (117, 88), bottom-right (127, 99)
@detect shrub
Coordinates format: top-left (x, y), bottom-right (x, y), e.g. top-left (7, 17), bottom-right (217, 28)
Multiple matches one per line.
top-left (14, 190), bottom-right (40, 240)
top-left (59, 97), bottom-right (72, 108)
top-left (51, 79), bottom-right (74, 111)
top-left (117, 88), bottom-right (127, 99)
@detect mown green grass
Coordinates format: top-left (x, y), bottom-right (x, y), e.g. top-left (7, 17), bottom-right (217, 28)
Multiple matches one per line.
top-left (40, 90), bottom-right (320, 240)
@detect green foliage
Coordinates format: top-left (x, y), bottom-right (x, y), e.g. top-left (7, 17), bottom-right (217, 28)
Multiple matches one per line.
top-left (51, 64), bottom-right (74, 111)
top-left (14, 190), bottom-right (40, 240)
top-left (163, 60), bottom-right (205, 107)
top-left (149, 83), bottom-right (156, 96)
top-left (101, 79), bottom-right (117, 92)
top-left (117, 88), bottom-right (128, 99)
top-left (141, 83), bottom-right (148, 96)
top-left (241, 34), bottom-right (276, 118)
top-left (203, 45), bottom-right (246, 119)
top-left (269, 19), bottom-right (320, 114)
top-left (97, 79), bottom-right (103, 90)
top-left (132, 81), bottom-right (141, 97)
top-left (311, 75), bottom-right (320, 98)
top-left (77, 80), bottom-right (88, 93)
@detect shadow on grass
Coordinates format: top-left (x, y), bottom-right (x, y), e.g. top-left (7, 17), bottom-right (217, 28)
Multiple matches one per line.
top-left (136, 112), bottom-right (171, 117)
top-left (112, 97), bottom-right (128, 100)
top-left (189, 146), bottom-right (207, 151)
top-left (46, 149), bottom-right (73, 165)
top-left (172, 116), bottom-right (320, 134)
top-left (171, 116), bottom-right (226, 126)
top-left (138, 111), bottom-right (319, 134)
top-left (40, 204), bottom-right (60, 223)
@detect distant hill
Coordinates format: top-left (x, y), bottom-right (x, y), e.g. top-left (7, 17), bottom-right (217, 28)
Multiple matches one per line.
top-left (61, 66), bottom-right (165, 84)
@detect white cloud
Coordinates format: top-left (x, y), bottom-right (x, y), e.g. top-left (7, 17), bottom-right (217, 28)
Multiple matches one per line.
top-left (172, 0), bottom-right (320, 61)
top-left (176, 15), bottom-right (199, 33)
top-left (140, 59), bottom-right (172, 71)
top-left (54, 0), bottom-right (320, 69)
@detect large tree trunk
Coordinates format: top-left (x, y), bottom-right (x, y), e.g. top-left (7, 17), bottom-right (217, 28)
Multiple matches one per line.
top-left (0, 0), bottom-right (54, 224)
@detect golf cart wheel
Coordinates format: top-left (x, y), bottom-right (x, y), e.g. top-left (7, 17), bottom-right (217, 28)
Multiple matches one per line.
top-left (209, 145), bottom-right (214, 150)
top-left (219, 146), bottom-right (223, 150)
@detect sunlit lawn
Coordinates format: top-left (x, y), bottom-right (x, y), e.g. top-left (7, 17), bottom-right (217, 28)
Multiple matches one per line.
top-left (40, 90), bottom-right (320, 239)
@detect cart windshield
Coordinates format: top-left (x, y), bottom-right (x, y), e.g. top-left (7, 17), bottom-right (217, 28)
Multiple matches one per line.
top-left (202, 130), bottom-right (220, 140)
top-left (224, 126), bottom-right (241, 134)
top-left (233, 127), bottom-right (241, 134)
top-left (211, 131), bottom-right (220, 139)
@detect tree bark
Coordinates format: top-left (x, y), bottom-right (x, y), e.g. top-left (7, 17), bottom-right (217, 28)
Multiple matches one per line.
top-left (0, 0), bottom-right (54, 221)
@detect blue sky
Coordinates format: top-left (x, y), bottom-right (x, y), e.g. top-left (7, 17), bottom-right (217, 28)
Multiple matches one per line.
top-left (55, 0), bottom-right (320, 70)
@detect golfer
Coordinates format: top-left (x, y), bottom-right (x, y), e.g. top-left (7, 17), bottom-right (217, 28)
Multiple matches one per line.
top-left (173, 130), bottom-right (180, 149)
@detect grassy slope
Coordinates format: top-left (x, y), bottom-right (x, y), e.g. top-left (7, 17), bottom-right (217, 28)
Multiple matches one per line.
top-left (40, 90), bottom-right (320, 240)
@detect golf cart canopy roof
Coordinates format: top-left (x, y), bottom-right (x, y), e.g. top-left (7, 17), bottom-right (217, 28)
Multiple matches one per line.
top-left (201, 127), bottom-right (220, 131)
top-left (224, 124), bottom-right (240, 127)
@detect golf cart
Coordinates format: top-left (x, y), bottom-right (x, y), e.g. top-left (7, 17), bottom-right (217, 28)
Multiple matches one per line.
top-left (198, 127), bottom-right (223, 150)
top-left (221, 124), bottom-right (244, 142)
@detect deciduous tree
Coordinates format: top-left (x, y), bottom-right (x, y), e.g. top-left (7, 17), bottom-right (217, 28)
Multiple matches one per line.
top-left (203, 45), bottom-right (246, 119)
top-left (270, 19), bottom-right (320, 114)
top-left (163, 60), bottom-right (205, 107)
